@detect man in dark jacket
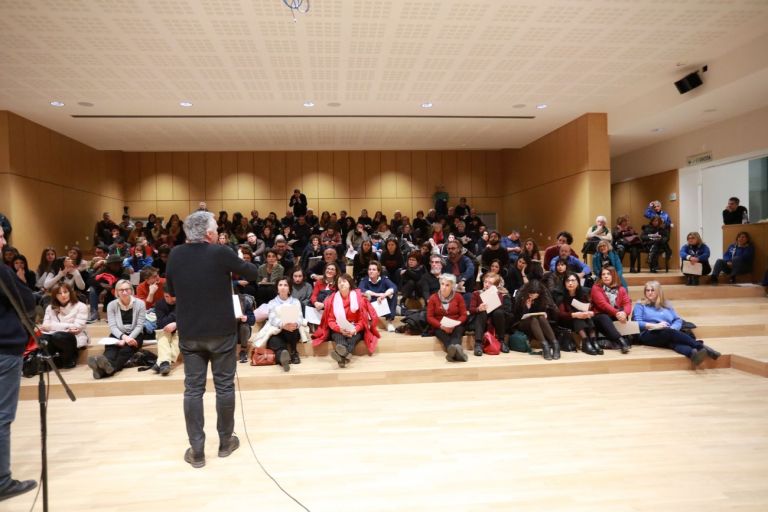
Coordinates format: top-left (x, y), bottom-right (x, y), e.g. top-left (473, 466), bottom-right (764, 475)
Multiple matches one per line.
top-left (0, 226), bottom-right (37, 501)
top-left (166, 212), bottom-right (260, 469)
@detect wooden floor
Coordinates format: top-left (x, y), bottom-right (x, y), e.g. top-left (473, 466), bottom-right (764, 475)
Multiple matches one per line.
top-left (8, 370), bottom-right (768, 512)
top-left (6, 271), bottom-right (767, 511)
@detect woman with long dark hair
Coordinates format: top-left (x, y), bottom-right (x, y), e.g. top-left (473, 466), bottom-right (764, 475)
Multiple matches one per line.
top-left (40, 282), bottom-right (89, 368)
top-left (557, 272), bottom-right (601, 356)
top-left (513, 279), bottom-right (559, 360)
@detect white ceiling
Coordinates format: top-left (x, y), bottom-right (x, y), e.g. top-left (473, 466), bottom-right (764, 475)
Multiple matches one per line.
top-left (1, 0), bottom-right (768, 158)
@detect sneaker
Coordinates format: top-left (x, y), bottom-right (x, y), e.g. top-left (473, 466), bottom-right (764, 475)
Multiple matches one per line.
top-left (446, 344), bottom-right (458, 362)
top-left (691, 349), bottom-right (709, 367)
top-left (331, 344), bottom-right (348, 368)
top-left (455, 345), bottom-right (468, 362)
top-left (87, 356), bottom-right (103, 380)
top-left (239, 350), bottom-right (248, 364)
top-left (386, 322), bottom-right (396, 333)
top-left (0, 479), bottom-right (37, 502)
top-left (150, 364), bottom-right (160, 374)
top-left (159, 361), bottom-right (171, 376)
top-left (279, 350), bottom-right (291, 372)
top-left (86, 312), bottom-right (99, 324)
top-left (184, 448), bottom-right (205, 468)
top-left (218, 435), bottom-right (240, 458)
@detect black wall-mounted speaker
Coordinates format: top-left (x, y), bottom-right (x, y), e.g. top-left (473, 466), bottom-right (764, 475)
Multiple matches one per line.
top-left (674, 72), bottom-right (703, 94)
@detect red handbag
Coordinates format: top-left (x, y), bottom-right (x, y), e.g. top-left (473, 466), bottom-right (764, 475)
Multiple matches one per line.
top-left (250, 347), bottom-right (275, 366)
top-left (482, 331), bottom-right (501, 355)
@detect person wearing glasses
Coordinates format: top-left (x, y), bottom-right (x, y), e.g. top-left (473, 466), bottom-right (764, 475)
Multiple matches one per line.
top-left (87, 279), bottom-right (146, 379)
top-left (633, 281), bottom-right (720, 366)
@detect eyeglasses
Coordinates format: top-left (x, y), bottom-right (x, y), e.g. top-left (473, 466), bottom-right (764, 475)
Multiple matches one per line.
top-left (644, 288), bottom-right (655, 292)
top-left (117, 288), bottom-right (132, 293)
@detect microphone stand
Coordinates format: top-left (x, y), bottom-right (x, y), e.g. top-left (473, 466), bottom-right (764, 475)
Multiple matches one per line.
top-left (0, 276), bottom-right (76, 512)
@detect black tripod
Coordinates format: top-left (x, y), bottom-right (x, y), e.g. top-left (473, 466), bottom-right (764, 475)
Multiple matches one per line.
top-left (0, 275), bottom-right (76, 512)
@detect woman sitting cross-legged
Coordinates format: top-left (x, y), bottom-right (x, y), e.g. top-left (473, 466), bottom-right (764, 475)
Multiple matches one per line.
top-left (398, 251), bottom-right (426, 309)
top-left (590, 266), bottom-right (631, 354)
top-left (311, 274), bottom-right (380, 368)
top-left (265, 277), bottom-right (307, 372)
top-left (634, 280), bottom-right (720, 366)
top-left (426, 273), bottom-right (469, 363)
top-left (513, 280), bottom-right (559, 360)
top-left (469, 272), bottom-right (512, 356)
top-left (679, 232), bottom-right (711, 286)
top-left (557, 272), bottom-right (602, 356)
top-left (40, 282), bottom-right (89, 368)
top-left (87, 279), bottom-right (146, 379)
top-left (359, 261), bottom-right (398, 332)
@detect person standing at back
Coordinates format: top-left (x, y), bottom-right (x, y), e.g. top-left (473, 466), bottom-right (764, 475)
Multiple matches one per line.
top-left (165, 211), bottom-right (261, 469)
top-left (289, 188), bottom-right (308, 218)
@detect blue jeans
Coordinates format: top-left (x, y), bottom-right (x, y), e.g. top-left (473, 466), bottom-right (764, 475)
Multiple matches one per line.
top-left (0, 354), bottom-right (23, 490)
top-left (640, 329), bottom-right (703, 358)
top-left (180, 335), bottom-right (237, 454)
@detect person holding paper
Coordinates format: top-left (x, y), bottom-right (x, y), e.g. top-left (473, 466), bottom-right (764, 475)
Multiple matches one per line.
top-left (40, 281), bottom-right (89, 368)
top-left (266, 277), bottom-right (306, 371)
top-left (300, 235), bottom-right (324, 272)
top-left (469, 272), bottom-right (512, 356)
top-left (312, 274), bottom-right (379, 368)
top-left (634, 281), bottom-right (720, 365)
top-left (512, 280), bottom-right (559, 360)
top-left (426, 274), bottom-right (469, 363)
top-left (679, 232), bottom-right (711, 286)
top-left (87, 279), bottom-right (146, 379)
top-left (359, 261), bottom-right (398, 332)
top-left (165, 211), bottom-right (261, 469)
top-left (556, 273), bottom-right (601, 356)
top-left (590, 267), bottom-right (631, 354)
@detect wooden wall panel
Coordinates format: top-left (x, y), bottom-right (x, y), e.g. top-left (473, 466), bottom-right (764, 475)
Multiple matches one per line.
top-left (347, 152), bottom-right (364, 198)
top-left (237, 152), bottom-right (254, 201)
top-left (123, 153), bottom-right (141, 201)
top-left (285, 152), bottom-right (302, 199)
top-left (301, 152), bottom-right (319, 201)
top-left (155, 152), bottom-right (173, 200)
top-left (470, 151), bottom-right (487, 198)
top-left (0, 112), bottom-right (9, 173)
top-left (456, 151), bottom-right (472, 200)
top-left (411, 151), bottom-right (427, 199)
top-left (332, 151), bottom-right (352, 199)
top-left (205, 152), bottom-right (222, 200)
top-left (395, 151), bottom-right (411, 198)
top-left (7, 113), bottom-right (26, 177)
top-left (268, 152), bottom-right (286, 200)
top-left (188, 153), bottom-right (206, 199)
top-left (380, 151), bottom-right (396, 198)
top-left (426, 151), bottom-right (442, 199)
top-left (221, 152), bottom-right (238, 199)
top-left (139, 152), bottom-right (156, 200)
top-left (442, 151), bottom-right (458, 199)
top-left (253, 152), bottom-right (270, 199)
top-left (172, 152), bottom-right (190, 200)
top-left (364, 151), bottom-right (382, 199)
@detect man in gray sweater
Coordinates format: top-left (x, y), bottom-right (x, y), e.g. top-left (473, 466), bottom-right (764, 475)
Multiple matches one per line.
top-left (166, 212), bottom-right (260, 468)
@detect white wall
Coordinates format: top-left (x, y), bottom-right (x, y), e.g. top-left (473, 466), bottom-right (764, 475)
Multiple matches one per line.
top-left (679, 160), bottom-right (749, 254)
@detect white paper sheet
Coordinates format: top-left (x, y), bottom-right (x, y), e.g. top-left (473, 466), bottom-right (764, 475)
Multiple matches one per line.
top-left (304, 306), bottom-right (322, 325)
top-left (232, 294), bottom-right (243, 319)
top-left (371, 299), bottom-right (391, 317)
top-left (345, 247), bottom-right (357, 260)
top-left (336, 316), bottom-right (355, 332)
top-left (479, 286), bottom-right (501, 313)
top-left (521, 312), bottom-right (546, 320)
top-left (129, 272), bottom-right (140, 286)
top-left (570, 299), bottom-right (590, 312)
top-left (613, 320), bottom-right (640, 335)
top-left (277, 303), bottom-right (300, 323)
top-left (440, 316), bottom-right (462, 328)
top-left (97, 337), bottom-right (119, 345)
top-left (682, 260), bottom-right (703, 275)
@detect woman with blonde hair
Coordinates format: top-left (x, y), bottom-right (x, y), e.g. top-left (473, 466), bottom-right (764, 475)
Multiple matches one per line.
top-left (679, 232), bottom-right (710, 286)
top-left (633, 281), bottom-right (720, 366)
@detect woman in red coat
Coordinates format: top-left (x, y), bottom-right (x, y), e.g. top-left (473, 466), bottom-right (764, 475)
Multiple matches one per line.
top-left (590, 266), bottom-right (632, 353)
top-left (427, 273), bottom-right (468, 362)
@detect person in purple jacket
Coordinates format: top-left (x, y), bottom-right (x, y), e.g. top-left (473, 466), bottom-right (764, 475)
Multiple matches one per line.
top-left (633, 281), bottom-right (720, 366)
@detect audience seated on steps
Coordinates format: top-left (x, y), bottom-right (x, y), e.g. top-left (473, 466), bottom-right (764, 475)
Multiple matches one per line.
top-left (679, 232), bottom-right (711, 286)
top-left (469, 272), bottom-right (512, 356)
top-left (556, 272), bottom-right (602, 356)
top-left (582, 215), bottom-right (613, 261)
top-left (290, 267), bottom-right (313, 314)
top-left (260, 277), bottom-right (306, 372)
top-left (641, 215), bottom-right (671, 273)
top-left (40, 282), bottom-right (89, 369)
top-left (153, 292), bottom-right (180, 376)
top-left (590, 266), bottom-right (632, 354)
top-left (710, 231), bottom-right (754, 285)
top-left (612, 215), bottom-right (642, 273)
top-left (512, 280), bottom-right (560, 361)
top-left (591, 240), bottom-right (627, 289)
top-left (426, 273), bottom-right (468, 363)
top-left (358, 261), bottom-right (398, 332)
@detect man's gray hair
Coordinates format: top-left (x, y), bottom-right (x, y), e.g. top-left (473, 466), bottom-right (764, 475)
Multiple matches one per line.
top-left (184, 211), bottom-right (217, 242)
top-left (439, 273), bottom-right (457, 287)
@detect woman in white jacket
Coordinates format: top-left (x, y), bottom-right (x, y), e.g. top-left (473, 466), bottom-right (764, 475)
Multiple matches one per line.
top-left (40, 282), bottom-right (89, 368)
top-left (264, 277), bottom-right (307, 372)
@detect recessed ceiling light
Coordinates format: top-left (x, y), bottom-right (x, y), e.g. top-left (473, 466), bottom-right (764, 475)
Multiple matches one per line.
top-left (512, 104), bottom-right (526, 109)
top-left (179, 101), bottom-right (193, 107)
top-left (327, 102), bottom-right (341, 107)
top-left (651, 127), bottom-right (664, 133)
top-left (303, 101), bottom-right (314, 107)
top-left (421, 102), bottom-right (433, 108)
top-left (536, 104), bottom-right (547, 109)
top-left (50, 101), bottom-right (65, 107)
top-left (77, 101), bottom-right (94, 107)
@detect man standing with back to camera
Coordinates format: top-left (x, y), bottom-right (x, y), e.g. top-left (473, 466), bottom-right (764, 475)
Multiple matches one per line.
top-left (0, 226), bottom-right (37, 501)
top-left (165, 211), bottom-right (261, 468)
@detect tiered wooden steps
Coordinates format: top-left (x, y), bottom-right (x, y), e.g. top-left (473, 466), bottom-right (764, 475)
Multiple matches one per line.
top-left (21, 273), bottom-right (767, 400)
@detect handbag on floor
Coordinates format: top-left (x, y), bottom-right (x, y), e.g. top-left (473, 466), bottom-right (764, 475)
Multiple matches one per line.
top-left (250, 346), bottom-right (275, 366)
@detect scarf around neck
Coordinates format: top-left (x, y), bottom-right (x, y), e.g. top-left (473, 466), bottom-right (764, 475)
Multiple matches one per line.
top-left (333, 289), bottom-right (359, 324)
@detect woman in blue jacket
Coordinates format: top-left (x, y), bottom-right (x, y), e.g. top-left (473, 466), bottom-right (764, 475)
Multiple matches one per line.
top-left (633, 281), bottom-right (720, 366)
top-left (679, 232), bottom-right (710, 286)
top-left (591, 240), bottom-right (627, 289)
top-left (710, 231), bottom-right (754, 284)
